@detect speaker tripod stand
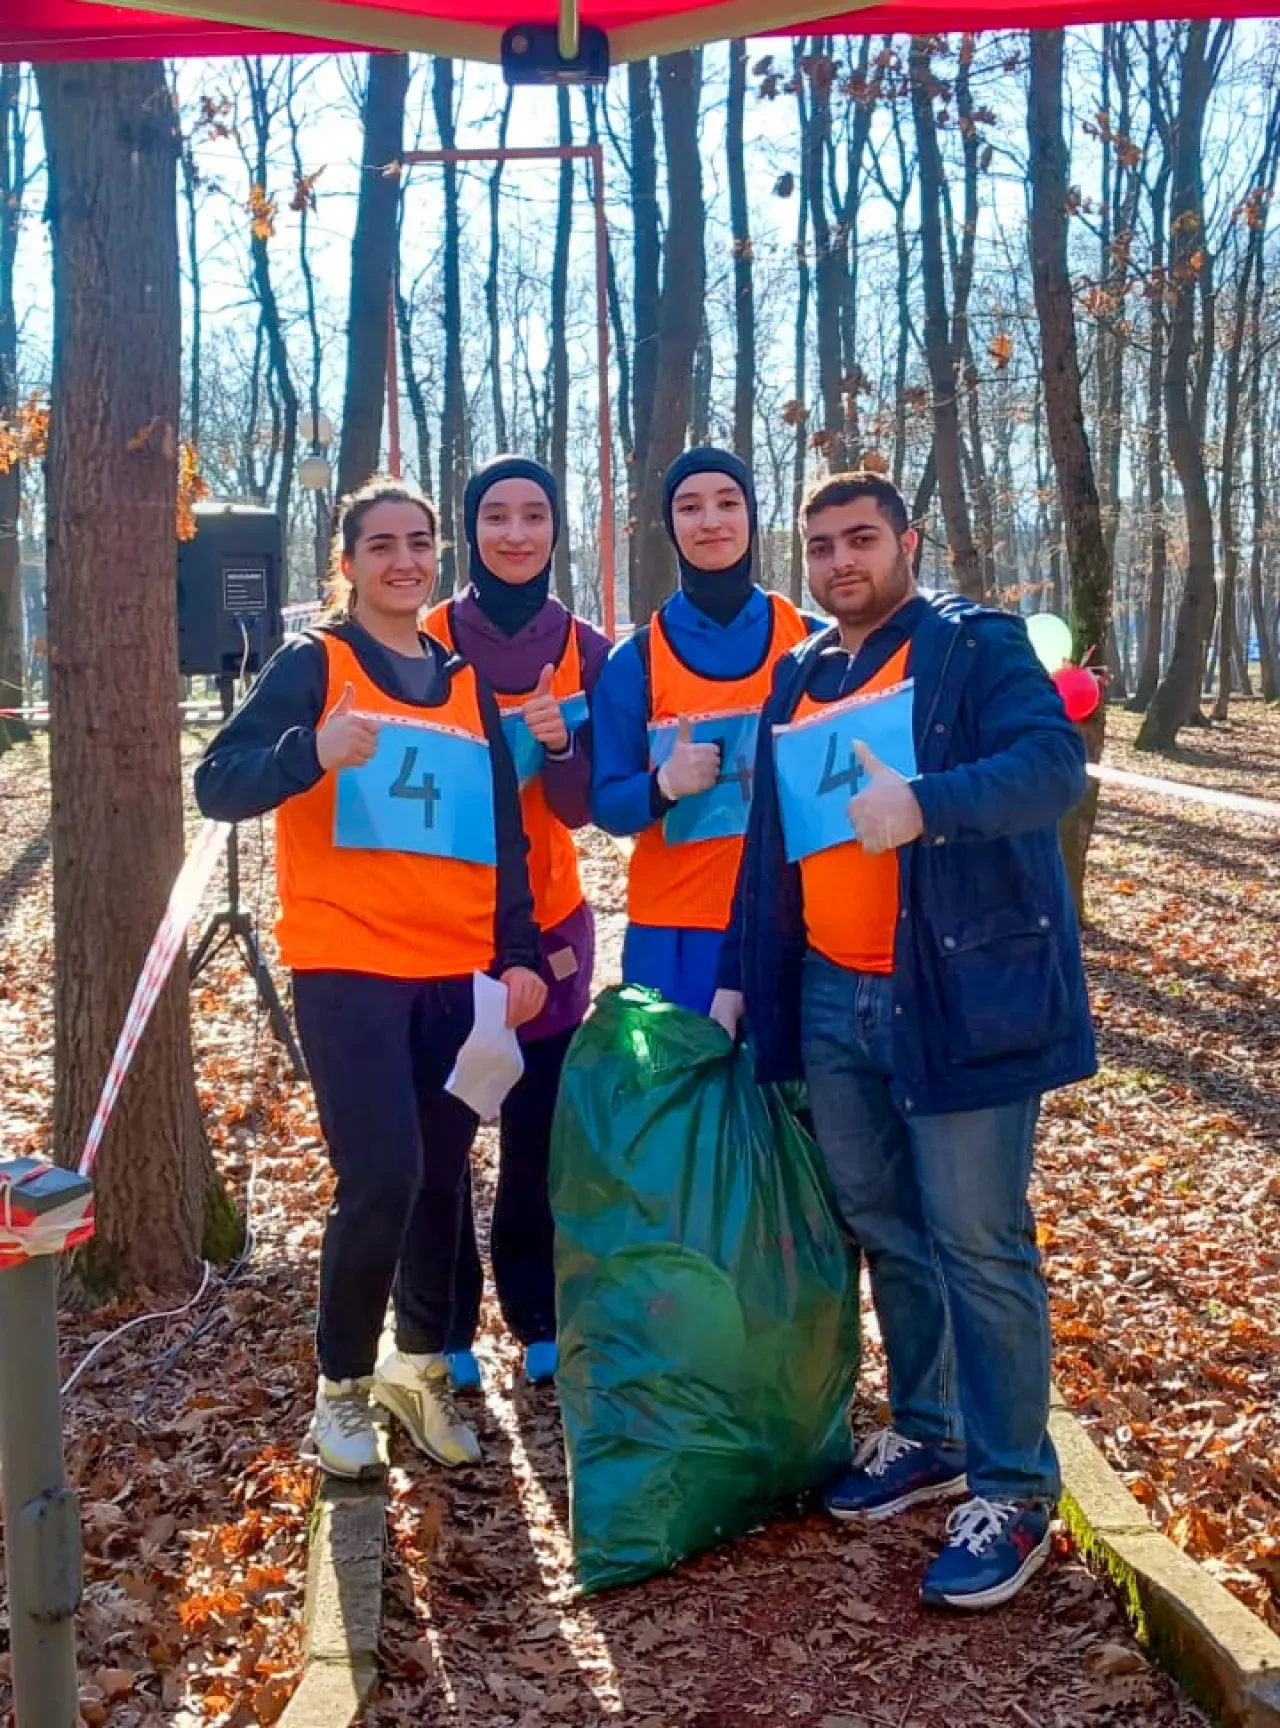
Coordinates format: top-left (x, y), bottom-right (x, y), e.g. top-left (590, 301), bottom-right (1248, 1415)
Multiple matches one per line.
top-left (189, 675), bottom-right (307, 1080)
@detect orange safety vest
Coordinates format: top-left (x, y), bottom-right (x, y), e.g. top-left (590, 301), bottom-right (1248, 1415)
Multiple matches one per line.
top-left (793, 641), bottom-right (912, 975)
top-left (276, 630), bottom-right (499, 979)
top-left (629, 591), bottom-right (809, 931)
top-left (424, 600), bottom-right (586, 932)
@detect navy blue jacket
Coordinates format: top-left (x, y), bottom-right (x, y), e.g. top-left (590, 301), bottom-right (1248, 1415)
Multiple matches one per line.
top-left (717, 593), bottom-right (1097, 1114)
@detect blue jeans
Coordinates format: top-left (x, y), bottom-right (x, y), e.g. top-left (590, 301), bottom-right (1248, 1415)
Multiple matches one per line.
top-left (800, 951), bottom-right (1060, 1503)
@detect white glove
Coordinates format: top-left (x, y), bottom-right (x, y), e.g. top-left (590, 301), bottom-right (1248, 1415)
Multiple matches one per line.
top-left (709, 988), bottom-right (745, 1042)
top-left (657, 715), bottom-right (721, 801)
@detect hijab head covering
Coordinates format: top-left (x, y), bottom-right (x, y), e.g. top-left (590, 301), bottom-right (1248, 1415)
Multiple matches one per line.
top-left (464, 455), bottom-right (561, 637)
top-left (662, 447), bottom-right (759, 627)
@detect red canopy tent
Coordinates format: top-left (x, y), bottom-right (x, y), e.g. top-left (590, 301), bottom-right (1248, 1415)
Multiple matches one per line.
top-left (5, 0), bottom-right (1273, 62)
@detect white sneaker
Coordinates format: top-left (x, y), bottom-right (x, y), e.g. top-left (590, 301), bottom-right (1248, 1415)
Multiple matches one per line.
top-left (310, 1377), bottom-right (382, 1480)
top-left (372, 1349), bottom-right (481, 1468)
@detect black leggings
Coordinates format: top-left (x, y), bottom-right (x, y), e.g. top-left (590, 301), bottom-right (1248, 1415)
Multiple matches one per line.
top-left (446, 1024), bottom-right (576, 1350)
top-left (294, 969), bottom-right (477, 1382)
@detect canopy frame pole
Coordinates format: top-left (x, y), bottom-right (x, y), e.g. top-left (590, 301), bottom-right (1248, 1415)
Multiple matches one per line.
top-left (386, 286), bottom-right (402, 480)
top-left (390, 143), bottom-right (616, 637)
top-left (558, 0), bottom-right (580, 60)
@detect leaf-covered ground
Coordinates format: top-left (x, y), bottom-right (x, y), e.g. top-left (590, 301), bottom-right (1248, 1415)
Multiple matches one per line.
top-left (1039, 704), bottom-right (1280, 1638)
top-left (1, 701), bottom-right (1277, 1725)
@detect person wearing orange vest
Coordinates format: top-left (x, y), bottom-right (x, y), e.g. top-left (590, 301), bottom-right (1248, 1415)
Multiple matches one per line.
top-left (591, 448), bottom-right (812, 1014)
top-left (194, 476), bottom-right (547, 1481)
top-left (713, 471), bottom-right (1095, 1611)
top-left (423, 456), bottom-right (609, 1395)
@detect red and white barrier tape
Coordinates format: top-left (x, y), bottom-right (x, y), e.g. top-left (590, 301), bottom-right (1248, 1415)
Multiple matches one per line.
top-left (1088, 761), bottom-right (1280, 822)
top-left (78, 819), bottom-right (230, 1180)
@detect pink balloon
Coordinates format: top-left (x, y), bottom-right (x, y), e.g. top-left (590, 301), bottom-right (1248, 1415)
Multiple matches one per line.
top-left (1053, 665), bottom-right (1101, 722)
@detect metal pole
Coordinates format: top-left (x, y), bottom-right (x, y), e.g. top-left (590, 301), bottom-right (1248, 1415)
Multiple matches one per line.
top-left (386, 288), bottom-right (402, 480)
top-left (558, 0), bottom-right (580, 61)
top-left (0, 1251), bottom-right (84, 1727)
top-left (590, 144), bottom-right (616, 641)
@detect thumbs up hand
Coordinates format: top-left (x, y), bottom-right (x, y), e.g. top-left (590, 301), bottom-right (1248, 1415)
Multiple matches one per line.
top-left (657, 715), bottom-right (722, 801)
top-left (523, 662), bottom-right (570, 752)
top-left (316, 681), bottom-right (380, 772)
top-left (847, 742), bottom-right (923, 855)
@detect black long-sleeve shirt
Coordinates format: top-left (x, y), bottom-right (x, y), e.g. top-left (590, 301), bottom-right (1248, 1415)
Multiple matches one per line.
top-left (194, 620), bottom-right (541, 976)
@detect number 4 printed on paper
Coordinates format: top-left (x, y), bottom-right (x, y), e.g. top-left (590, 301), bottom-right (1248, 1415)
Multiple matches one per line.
top-left (390, 745), bottom-right (442, 830)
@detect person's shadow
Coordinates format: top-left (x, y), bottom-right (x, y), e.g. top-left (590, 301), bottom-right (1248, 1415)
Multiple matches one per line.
top-left (371, 1133), bottom-right (625, 1724)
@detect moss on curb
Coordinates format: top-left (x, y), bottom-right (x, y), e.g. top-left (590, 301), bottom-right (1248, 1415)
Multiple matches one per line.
top-left (1051, 1400), bottom-right (1280, 1727)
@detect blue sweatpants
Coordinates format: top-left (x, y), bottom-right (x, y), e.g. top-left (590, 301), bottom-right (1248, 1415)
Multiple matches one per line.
top-left (621, 923), bottom-right (726, 1016)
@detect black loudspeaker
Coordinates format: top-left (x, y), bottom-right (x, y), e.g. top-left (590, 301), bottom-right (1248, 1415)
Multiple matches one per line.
top-left (177, 502), bottom-right (285, 678)
top-left (501, 22), bottom-right (609, 84)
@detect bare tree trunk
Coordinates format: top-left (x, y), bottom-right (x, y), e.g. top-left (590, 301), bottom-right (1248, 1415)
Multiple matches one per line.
top-left (1096, 27), bottom-right (1139, 699)
top-left (910, 38), bottom-right (983, 600)
top-left (336, 52), bottom-right (408, 499)
top-left (36, 58), bottom-right (237, 1294)
top-left (394, 266), bottom-right (432, 492)
top-left (690, 313), bottom-right (712, 446)
top-left (1250, 225), bottom-right (1280, 701)
top-left (433, 59), bottom-right (467, 593)
top-left (486, 91), bottom-right (514, 455)
top-left (1130, 189), bottom-right (1169, 707)
top-left (1214, 94), bottom-right (1280, 718)
top-left (287, 64), bottom-right (328, 595)
top-left (549, 86), bottom-right (574, 607)
top-left (240, 61), bottom-right (298, 528)
top-left (803, 41), bottom-right (851, 470)
top-left (1138, 22), bottom-right (1232, 750)
top-left (790, 54), bottom-right (811, 607)
top-left (631, 51), bottom-right (704, 622)
top-left (628, 59), bottom-right (660, 609)
top-left (872, 92), bottom-right (914, 493)
top-left (0, 63), bottom-right (28, 745)
top-left (949, 46), bottom-right (994, 595)
top-left (727, 38), bottom-right (755, 468)
top-left (840, 34), bottom-right (874, 465)
top-left (178, 128), bottom-right (202, 451)
top-left (1027, 29), bottom-right (1113, 918)
top-left (584, 89), bottom-right (632, 463)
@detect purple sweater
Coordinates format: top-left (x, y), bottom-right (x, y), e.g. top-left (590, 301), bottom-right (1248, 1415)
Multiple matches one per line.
top-left (444, 591), bottom-right (611, 1041)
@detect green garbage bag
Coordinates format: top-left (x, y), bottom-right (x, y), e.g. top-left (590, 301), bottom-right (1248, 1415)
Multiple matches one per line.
top-left (551, 985), bottom-right (860, 1594)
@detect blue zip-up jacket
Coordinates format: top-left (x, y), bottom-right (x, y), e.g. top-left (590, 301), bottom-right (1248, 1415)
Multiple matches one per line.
top-left (717, 593), bottom-right (1097, 1114)
top-left (592, 587), bottom-right (791, 836)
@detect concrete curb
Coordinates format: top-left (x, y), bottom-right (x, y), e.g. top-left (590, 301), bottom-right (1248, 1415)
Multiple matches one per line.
top-left (1051, 1386), bottom-right (1280, 1727)
top-left (279, 1476), bottom-right (388, 1728)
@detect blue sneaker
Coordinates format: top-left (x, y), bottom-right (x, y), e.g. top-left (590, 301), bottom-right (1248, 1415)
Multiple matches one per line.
top-left (825, 1428), bottom-right (968, 1522)
top-left (524, 1340), bottom-right (558, 1386)
top-left (920, 1497), bottom-right (1052, 1610)
top-left (445, 1349), bottom-right (482, 1393)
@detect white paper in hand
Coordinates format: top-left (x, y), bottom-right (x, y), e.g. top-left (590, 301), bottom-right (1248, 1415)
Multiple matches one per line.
top-left (445, 971), bottom-right (526, 1122)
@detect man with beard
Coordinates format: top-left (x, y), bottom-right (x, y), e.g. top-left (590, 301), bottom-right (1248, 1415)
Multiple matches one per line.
top-left (711, 471), bottom-right (1095, 1611)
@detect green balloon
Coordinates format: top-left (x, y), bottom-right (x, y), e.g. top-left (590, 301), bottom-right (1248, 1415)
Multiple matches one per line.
top-left (1026, 611), bottom-right (1074, 672)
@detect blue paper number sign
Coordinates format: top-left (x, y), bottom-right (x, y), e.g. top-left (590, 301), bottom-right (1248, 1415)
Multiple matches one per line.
top-left (774, 679), bottom-right (917, 863)
top-left (501, 690), bottom-right (590, 789)
top-left (334, 718), bottom-right (497, 865)
top-left (648, 709), bottom-right (761, 846)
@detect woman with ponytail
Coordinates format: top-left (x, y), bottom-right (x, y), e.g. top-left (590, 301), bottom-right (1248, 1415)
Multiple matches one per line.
top-left (195, 475), bottom-right (546, 1479)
